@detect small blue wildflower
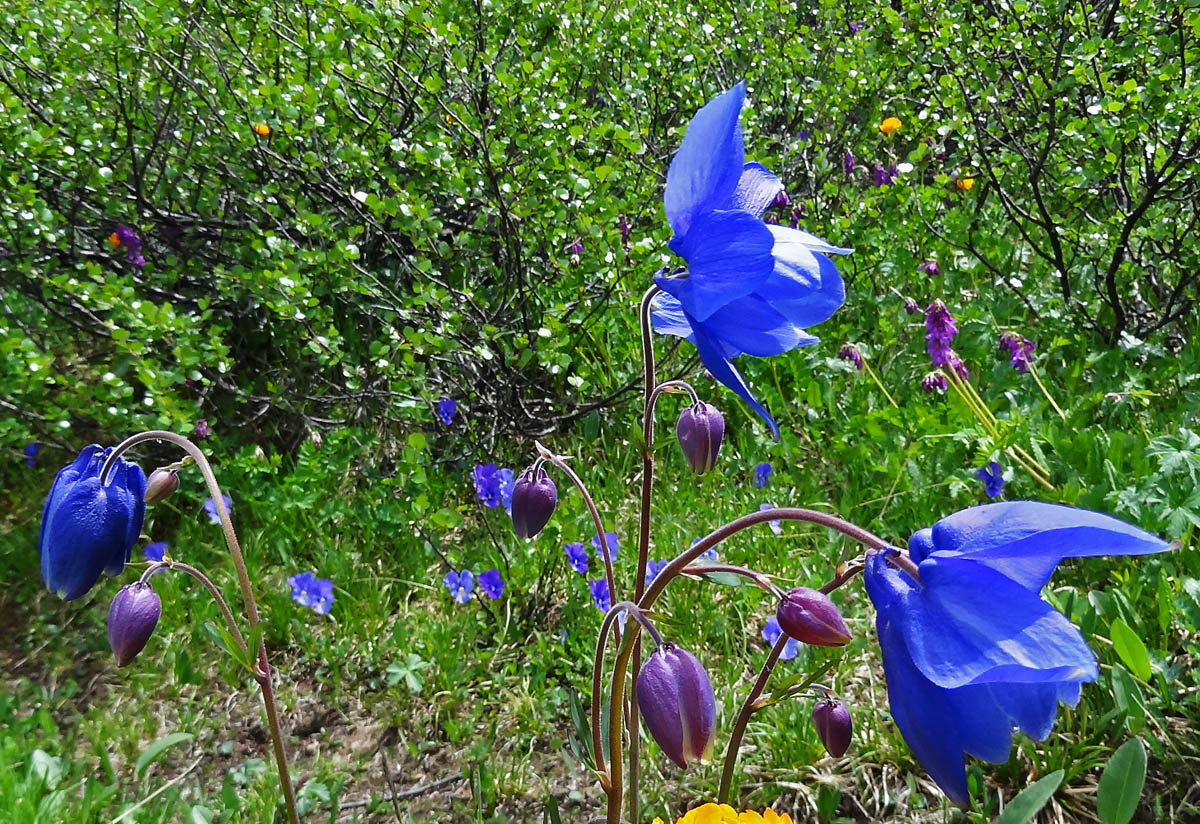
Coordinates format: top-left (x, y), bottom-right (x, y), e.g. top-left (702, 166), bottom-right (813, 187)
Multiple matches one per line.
top-left (645, 559), bottom-right (669, 586)
top-left (23, 442), bottom-right (41, 466)
top-left (592, 531), bottom-right (619, 560)
top-left (437, 397), bottom-right (457, 425)
top-left (761, 616), bottom-right (800, 661)
top-left (203, 494), bottom-right (232, 524)
top-left (564, 542), bottom-right (589, 575)
top-left (755, 462), bottom-right (772, 489)
top-left (589, 578), bottom-right (611, 613)
top-left (976, 462), bottom-right (1005, 498)
top-left (690, 537), bottom-right (717, 561)
top-left (498, 468), bottom-right (515, 514)
top-left (478, 568), bottom-right (505, 599)
top-left (760, 503), bottom-right (782, 535)
top-left (143, 542), bottom-right (168, 562)
top-left (444, 570), bottom-right (474, 604)
top-left (288, 571), bottom-right (334, 615)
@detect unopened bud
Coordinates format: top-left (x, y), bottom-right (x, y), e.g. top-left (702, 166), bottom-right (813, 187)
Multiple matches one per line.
top-left (108, 582), bottom-right (162, 667)
top-left (812, 697), bottom-right (852, 757)
top-left (637, 644), bottom-right (715, 769)
top-left (511, 466), bottom-right (557, 539)
top-left (143, 469), bottom-right (179, 504)
top-left (776, 586), bottom-right (851, 646)
top-left (675, 402), bottom-right (724, 475)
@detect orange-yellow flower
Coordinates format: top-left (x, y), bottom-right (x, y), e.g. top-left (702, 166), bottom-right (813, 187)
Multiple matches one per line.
top-left (879, 116), bottom-right (902, 135)
top-left (956, 176), bottom-right (975, 191)
top-left (107, 232), bottom-right (121, 248)
top-left (252, 122), bottom-right (271, 136)
top-left (669, 805), bottom-right (793, 824)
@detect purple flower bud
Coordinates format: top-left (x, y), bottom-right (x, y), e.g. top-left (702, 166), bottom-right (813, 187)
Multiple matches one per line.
top-left (511, 466), bottom-right (557, 539)
top-left (143, 468), bottom-right (180, 504)
top-left (637, 643), bottom-right (716, 769)
top-left (568, 238), bottom-right (584, 256)
top-left (776, 587), bottom-right (851, 646)
top-left (675, 402), bottom-right (724, 475)
top-left (903, 297), bottom-right (920, 315)
top-left (812, 697), bottom-right (852, 757)
top-left (108, 582), bottom-right (162, 667)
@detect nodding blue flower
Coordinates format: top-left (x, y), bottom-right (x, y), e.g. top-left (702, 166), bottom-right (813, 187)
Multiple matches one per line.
top-left (143, 542), bottom-right (168, 562)
top-left (288, 571), bottom-right (334, 614)
top-left (946, 350), bottom-right (970, 381)
top-left (437, 397), bottom-right (457, 425)
top-left (203, 494), bottom-right (232, 524)
top-left (849, 20), bottom-right (864, 33)
top-left (975, 462), bottom-right (1005, 498)
top-left (918, 259), bottom-right (941, 276)
top-left (754, 462), bottom-right (772, 489)
top-left (903, 296), bottom-right (920, 315)
top-left (691, 537), bottom-right (718, 561)
top-left (761, 616), bottom-right (800, 661)
top-left (568, 237), bottom-right (584, 256)
top-left (564, 542), bottom-right (589, 575)
top-left (924, 301), bottom-right (958, 367)
top-left (649, 83), bottom-right (849, 441)
top-left (864, 502), bottom-right (1170, 808)
top-left (645, 559), bottom-right (669, 586)
top-left (592, 531), bottom-right (619, 561)
top-left (444, 570), bottom-right (474, 605)
top-left (760, 503), bottom-right (782, 535)
top-left (40, 445), bottom-right (146, 600)
top-left (588, 578), bottom-right (612, 613)
top-left (999, 332), bottom-right (1036, 374)
top-left (23, 442), bottom-right (41, 466)
top-left (478, 568), bottom-right (505, 599)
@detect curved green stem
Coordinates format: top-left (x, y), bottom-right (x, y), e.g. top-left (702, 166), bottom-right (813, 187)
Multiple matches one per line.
top-left (140, 560), bottom-right (249, 660)
top-left (718, 633), bottom-right (788, 803)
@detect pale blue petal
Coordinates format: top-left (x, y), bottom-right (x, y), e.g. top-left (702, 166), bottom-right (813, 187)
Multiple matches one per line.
top-left (699, 296), bottom-right (818, 357)
top-left (688, 311), bottom-right (780, 441)
top-left (663, 83), bottom-right (746, 238)
top-left (648, 292), bottom-right (696, 340)
top-left (658, 210), bottom-right (775, 321)
top-left (756, 232), bottom-right (846, 328)
top-left (721, 162), bottom-right (782, 217)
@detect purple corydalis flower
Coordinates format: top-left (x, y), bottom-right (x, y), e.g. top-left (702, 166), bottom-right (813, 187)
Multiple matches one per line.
top-left (760, 503), bottom-right (782, 535)
top-left (843, 150), bottom-right (856, 176)
top-left (23, 442), bottom-right (41, 466)
top-left (918, 259), bottom-right (941, 276)
top-left (436, 397), bottom-right (456, 425)
top-left (193, 418), bottom-right (211, 440)
top-left (873, 164), bottom-right (898, 187)
top-left (755, 461), bottom-right (772, 489)
top-left (838, 344), bottom-right (864, 370)
top-left (111, 224), bottom-right (146, 268)
top-left (772, 190), bottom-right (791, 208)
top-left (568, 238), bottom-right (584, 256)
top-left (947, 350), bottom-right (970, 381)
top-left (564, 542), bottom-right (589, 574)
top-left (444, 570), bottom-right (474, 604)
top-left (143, 542), bottom-right (168, 562)
top-left (924, 300), bottom-right (958, 367)
top-left (203, 494), bottom-right (231, 524)
top-left (592, 531), bottom-right (618, 560)
top-left (761, 615), bottom-right (800, 660)
top-left (999, 332), bottom-right (1036, 373)
top-left (478, 568), bottom-right (505, 599)
top-left (976, 462), bottom-right (1005, 498)
top-left (903, 297), bottom-right (920, 315)
top-left (849, 20), bottom-right (864, 33)
top-left (921, 371), bottom-right (948, 394)
top-left (288, 571), bottom-right (334, 614)
top-left (589, 578), bottom-right (611, 613)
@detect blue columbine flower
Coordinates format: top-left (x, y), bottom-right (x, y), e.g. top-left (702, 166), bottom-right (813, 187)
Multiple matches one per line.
top-left (23, 442), bottom-right (41, 466)
top-left (649, 83), bottom-right (849, 441)
top-left (761, 615), bottom-right (800, 661)
top-left (40, 445), bottom-right (147, 600)
top-left (759, 503), bottom-right (782, 535)
top-left (976, 462), bottom-right (1005, 498)
top-left (479, 568), bottom-right (505, 599)
top-left (444, 570), bottom-right (474, 604)
top-left (754, 461), bottom-right (772, 489)
top-left (437, 397), bottom-right (457, 425)
top-left (143, 542), bottom-right (168, 562)
top-left (288, 571), bottom-right (335, 614)
top-left (203, 494), bottom-right (232, 524)
top-left (564, 542), bottom-right (589, 575)
top-left (864, 501), bottom-right (1170, 807)
top-left (589, 578), bottom-right (612, 613)
top-left (592, 531), bottom-right (619, 560)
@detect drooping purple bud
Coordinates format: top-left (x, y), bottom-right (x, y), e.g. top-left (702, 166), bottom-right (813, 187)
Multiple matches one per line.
top-left (143, 468), bottom-right (180, 504)
top-left (903, 296), bottom-right (920, 315)
top-left (510, 466), bottom-right (557, 539)
top-left (675, 402), bottom-right (724, 475)
top-left (108, 582), bottom-right (162, 667)
top-left (776, 587), bottom-right (851, 646)
top-left (812, 697), bottom-right (852, 757)
top-left (637, 644), bottom-right (716, 769)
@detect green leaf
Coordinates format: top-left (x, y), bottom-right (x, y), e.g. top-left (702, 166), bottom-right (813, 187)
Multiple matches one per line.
top-left (994, 770), bottom-right (1063, 824)
top-left (1096, 738), bottom-right (1147, 824)
top-left (694, 571), bottom-right (746, 587)
top-left (1109, 618), bottom-right (1152, 681)
top-left (135, 732), bottom-right (194, 780)
top-left (28, 750), bottom-right (63, 790)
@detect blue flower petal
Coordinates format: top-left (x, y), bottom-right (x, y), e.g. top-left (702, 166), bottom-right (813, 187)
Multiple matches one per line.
top-left (688, 311), bottom-right (780, 441)
top-left (649, 292), bottom-right (697, 341)
top-left (664, 83), bottom-right (746, 238)
top-left (659, 210), bottom-right (775, 321)
top-left (756, 230), bottom-right (847, 328)
top-left (699, 296), bottom-right (819, 358)
top-left (924, 502), bottom-right (1171, 591)
top-left (722, 162), bottom-right (783, 217)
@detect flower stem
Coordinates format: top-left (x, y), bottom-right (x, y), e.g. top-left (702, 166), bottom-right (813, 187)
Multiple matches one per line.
top-left (101, 431), bottom-right (300, 824)
top-left (718, 633), bottom-right (788, 804)
top-left (860, 357), bottom-right (899, 408)
top-left (1028, 362), bottom-right (1067, 421)
top-left (142, 560), bottom-right (249, 661)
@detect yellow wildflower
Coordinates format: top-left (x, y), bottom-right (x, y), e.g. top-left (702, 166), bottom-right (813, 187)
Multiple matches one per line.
top-left (107, 232), bottom-right (120, 248)
top-left (737, 812), bottom-right (764, 823)
top-left (671, 806), bottom-right (791, 824)
top-left (879, 116), bottom-right (902, 135)
top-left (956, 176), bottom-right (975, 191)
top-left (762, 811), bottom-right (793, 824)
top-left (252, 122), bottom-right (271, 136)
